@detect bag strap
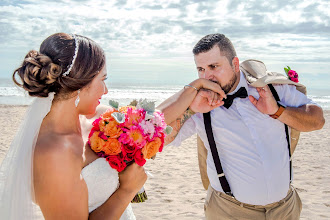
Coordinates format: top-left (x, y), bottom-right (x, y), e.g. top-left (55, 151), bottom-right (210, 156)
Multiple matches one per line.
top-left (268, 84), bottom-right (292, 182)
top-left (203, 112), bottom-right (233, 196)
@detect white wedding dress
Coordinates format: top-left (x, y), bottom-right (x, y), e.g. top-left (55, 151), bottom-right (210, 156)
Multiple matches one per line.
top-left (0, 94), bottom-right (136, 219)
top-left (81, 157), bottom-right (136, 220)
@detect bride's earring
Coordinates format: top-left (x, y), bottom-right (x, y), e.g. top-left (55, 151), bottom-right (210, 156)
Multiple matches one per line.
top-left (75, 90), bottom-right (80, 107)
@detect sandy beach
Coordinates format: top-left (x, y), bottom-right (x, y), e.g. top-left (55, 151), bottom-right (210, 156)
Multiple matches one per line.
top-left (0, 105), bottom-right (329, 219)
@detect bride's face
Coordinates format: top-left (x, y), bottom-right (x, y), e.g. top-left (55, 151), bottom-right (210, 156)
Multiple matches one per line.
top-left (78, 65), bottom-right (108, 115)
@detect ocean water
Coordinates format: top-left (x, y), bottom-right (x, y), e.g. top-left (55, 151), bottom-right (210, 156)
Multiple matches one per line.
top-left (1, 78), bottom-right (329, 110)
top-left (0, 79), bottom-right (182, 107)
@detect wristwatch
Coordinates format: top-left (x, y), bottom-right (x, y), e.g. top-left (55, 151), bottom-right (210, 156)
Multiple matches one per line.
top-left (269, 102), bottom-right (286, 119)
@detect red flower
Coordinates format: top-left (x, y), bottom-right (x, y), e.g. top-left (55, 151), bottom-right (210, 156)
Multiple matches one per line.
top-left (106, 155), bottom-right (127, 172)
top-left (92, 118), bottom-right (102, 130)
top-left (134, 149), bottom-right (146, 166)
top-left (124, 152), bottom-right (135, 162)
top-left (158, 133), bottom-right (165, 152)
top-left (287, 70), bottom-right (299, 83)
top-left (291, 77), bottom-right (299, 83)
top-left (122, 144), bottom-right (137, 154)
top-left (98, 132), bottom-right (108, 141)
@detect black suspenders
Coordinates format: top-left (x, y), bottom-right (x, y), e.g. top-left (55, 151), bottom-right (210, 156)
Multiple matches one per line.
top-left (203, 84), bottom-right (292, 196)
top-left (268, 84), bottom-right (292, 183)
top-left (203, 112), bottom-right (232, 195)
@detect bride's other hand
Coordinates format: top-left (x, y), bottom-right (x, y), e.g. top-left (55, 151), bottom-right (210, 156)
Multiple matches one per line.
top-left (119, 163), bottom-right (147, 194)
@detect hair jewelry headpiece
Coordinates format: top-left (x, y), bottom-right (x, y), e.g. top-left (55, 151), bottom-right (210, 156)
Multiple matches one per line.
top-left (62, 34), bottom-right (79, 76)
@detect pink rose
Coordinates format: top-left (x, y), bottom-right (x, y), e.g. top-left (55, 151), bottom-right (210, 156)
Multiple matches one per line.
top-left (92, 118), bottom-right (102, 130)
top-left (288, 70), bottom-right (299, 83)
top-left (288, 70), bottom-right (296, 77)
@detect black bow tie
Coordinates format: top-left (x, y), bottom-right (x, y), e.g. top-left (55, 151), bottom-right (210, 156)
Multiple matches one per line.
top-left (223, 87), bottom-right (248, 109)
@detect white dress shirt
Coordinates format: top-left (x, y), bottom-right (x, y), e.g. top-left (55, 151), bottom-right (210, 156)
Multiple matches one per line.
top-left (171, 71), bottom-right (315, 205)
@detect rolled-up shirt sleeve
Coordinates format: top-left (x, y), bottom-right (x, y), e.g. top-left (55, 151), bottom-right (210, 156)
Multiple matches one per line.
top-left (274, 84), bottom-right (317, 107)
top-left (168, 116), bottom-right (197, 147)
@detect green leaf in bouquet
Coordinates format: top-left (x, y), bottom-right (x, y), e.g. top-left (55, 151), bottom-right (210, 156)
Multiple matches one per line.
top-left (111, 112), bottom-right (126, 123)
top-left (165, 125), bottom-right (173, 135)
top-left (284, 67), bottom-right (289, 75)
top-left (129, 99), bottom-right (138, 106)
top-left (137, 99), bottom-right (155, 113)
top-left (109, 100), bottom-right (119, 110)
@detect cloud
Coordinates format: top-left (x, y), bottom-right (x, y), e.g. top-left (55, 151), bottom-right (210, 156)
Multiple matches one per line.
top-left (0, 0), bottom-right (329, 85)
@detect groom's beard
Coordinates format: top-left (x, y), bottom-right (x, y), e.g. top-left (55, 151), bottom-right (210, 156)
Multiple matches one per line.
top-left (211, 71), bottom-right (238, 94)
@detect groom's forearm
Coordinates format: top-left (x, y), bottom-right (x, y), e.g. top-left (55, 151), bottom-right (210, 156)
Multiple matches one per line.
top-left (157, 86), bottom-right (198, 125)
top-left (164, 108), bottom-right (195, 145)
top-left (277, 104), bottom-right (325, 131)
top-left (157, 82), bottom-right (199, 146)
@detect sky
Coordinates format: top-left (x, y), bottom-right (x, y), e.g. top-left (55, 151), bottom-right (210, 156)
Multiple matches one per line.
top-left (0, 0), bottom-right (329, 90)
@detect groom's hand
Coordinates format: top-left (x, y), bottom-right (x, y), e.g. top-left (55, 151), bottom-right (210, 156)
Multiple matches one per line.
top-left (188, 78), bottom-right (226, 113)
top-left (190, 89), bottom-right (224, 113)
top-left (248, 86), bottom-right (278, 115)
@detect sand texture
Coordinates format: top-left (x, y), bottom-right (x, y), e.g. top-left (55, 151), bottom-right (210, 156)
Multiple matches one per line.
top-left (0, 105), bottom-right (329, 219)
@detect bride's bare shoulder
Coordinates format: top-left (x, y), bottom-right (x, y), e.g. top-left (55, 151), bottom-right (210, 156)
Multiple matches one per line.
top-left (34, 133), bottom-right (84, 168)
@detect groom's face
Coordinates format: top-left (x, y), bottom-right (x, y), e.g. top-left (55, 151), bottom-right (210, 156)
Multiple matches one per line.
top-left (194, 45), bottom-right (240, 94)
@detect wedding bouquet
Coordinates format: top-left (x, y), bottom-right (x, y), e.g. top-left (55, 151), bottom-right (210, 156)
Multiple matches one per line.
top-left (88, 99), bottom-right (172, 203)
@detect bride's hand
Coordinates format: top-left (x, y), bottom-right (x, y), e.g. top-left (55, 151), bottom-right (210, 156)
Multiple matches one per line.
top-left (119, 163), bottom-right (147, 194)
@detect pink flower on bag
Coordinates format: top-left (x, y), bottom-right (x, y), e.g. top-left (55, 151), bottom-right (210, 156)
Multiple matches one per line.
top-left (284, 66), bottom-right (299, 83)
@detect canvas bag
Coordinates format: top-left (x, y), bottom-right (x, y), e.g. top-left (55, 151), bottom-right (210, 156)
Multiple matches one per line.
top-left (197, 59), bottom-right (307, 190)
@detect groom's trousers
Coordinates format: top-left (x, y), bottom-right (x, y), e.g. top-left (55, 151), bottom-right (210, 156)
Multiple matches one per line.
top-left (204, 185), bottom-right (302, 220)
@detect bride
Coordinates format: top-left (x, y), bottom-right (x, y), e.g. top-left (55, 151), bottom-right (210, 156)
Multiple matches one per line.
top-left (0, 33), bottom-right (146, 219)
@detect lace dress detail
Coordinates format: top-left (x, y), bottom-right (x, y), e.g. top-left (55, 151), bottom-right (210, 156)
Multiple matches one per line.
top-left (81, 158), bottom-right (136, 220)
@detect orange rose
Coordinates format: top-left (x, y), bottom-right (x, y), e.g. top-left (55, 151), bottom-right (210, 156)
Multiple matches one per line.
top-left (141, 137), bottom-right (162, 159)
top-left (99, 119), bottom-right (107, 132)
top-left (104, 120), bottom-right (122, 138)
top-left (119, 106), bottom-right (136, 114)
top-left (103, 138), bottom-right (122, 156)
top-left (90, 131), bottom-right (105, 153)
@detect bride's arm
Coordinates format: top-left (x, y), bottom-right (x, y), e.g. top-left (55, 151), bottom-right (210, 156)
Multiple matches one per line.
top-left (89, 163), bottom-right (147, 219)
top-left (34, 137), bottom-right (146, 219)
top-left (34, 137), bottom-right (90, 219)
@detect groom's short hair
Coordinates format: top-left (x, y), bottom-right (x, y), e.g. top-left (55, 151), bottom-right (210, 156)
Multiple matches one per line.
top-left (193, 34), bottom-right (237, 63)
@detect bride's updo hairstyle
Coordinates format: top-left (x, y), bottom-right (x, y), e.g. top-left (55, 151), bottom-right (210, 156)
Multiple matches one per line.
top-left (13, 33), bottom-right (105, 98)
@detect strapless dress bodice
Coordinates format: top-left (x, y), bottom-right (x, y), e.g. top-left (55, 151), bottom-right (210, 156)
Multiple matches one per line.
top-left (81, 158), bottom-right (135, 219)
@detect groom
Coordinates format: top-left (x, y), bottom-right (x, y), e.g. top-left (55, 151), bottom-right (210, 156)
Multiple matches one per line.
top-left (158, 33), bottom-right (325, 219)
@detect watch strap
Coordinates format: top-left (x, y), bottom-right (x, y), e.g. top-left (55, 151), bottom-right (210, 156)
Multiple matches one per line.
top-left (269, 102), bottom-right (285, 119)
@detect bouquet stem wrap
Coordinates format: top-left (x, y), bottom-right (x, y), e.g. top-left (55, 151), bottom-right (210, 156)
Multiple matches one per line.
top-left (131, 186), bottom-right (148, 203)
